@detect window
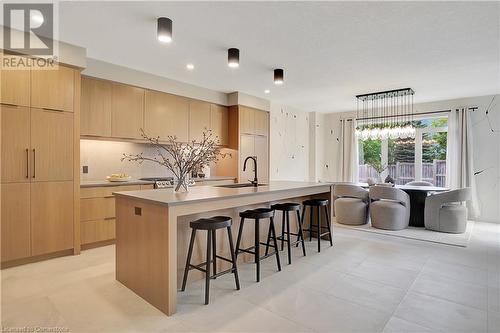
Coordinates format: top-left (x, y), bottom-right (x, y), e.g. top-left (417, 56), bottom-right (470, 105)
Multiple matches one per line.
top-left (358, 117), bottom-right (448, 186)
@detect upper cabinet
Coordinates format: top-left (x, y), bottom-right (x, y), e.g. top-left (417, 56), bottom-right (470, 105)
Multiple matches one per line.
top-left (1, 55), bottom-right (30, 107)
top-left (111, 83), bottom-right (144, 139)
top-left (144, 90), bottom-right (189, 142)
top-left (254, 110), bottom-right (269, 136)
top-left (238, 106), bottom-right (268, 137)
top-left (210, 104), bottom-right (229, 146)
top-left (1, 105), bottom-right (30, 183)
top-left (239, 106), bottom-right (255, 135)
top-left (81, 77), bottom-right (112, 137)
top-left (189, 100), bottom-right (211, 142)
top-left (31, 65), bottom-right (75, 112)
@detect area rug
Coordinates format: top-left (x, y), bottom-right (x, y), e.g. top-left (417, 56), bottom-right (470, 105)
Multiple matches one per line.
top-left (333, 220), bottom-right (474, 247)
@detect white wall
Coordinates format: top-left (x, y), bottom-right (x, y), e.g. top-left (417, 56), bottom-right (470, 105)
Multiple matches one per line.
top-left (316, 94), bottom-right (500, 223)
top-left (269, 103), bottom-right (311, 181)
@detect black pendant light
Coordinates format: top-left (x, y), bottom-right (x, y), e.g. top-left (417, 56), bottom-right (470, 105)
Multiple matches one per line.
top-left (274, 68), bottom-right (284, 85)
top-left (157, 17), bottom-right (172, 43)
top-left (228, 48), bottom-right (239, 68)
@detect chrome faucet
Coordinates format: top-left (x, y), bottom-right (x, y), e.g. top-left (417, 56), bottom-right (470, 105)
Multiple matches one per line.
top-left (243, 156), bottom-right (258, 187)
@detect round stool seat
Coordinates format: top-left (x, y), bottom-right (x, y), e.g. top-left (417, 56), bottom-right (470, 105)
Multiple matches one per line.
top-left (271, 202), bottom-right (301, 211)
top-left (190, 216), bottom-right (232, 230)
top-left (303, 198), bottom-right (329, 206)
top-left (239, 208), bottom-right (274, 219)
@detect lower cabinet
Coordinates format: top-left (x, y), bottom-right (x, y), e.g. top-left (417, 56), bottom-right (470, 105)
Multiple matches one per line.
top-left (1, 181), bottom-right (74, 262)
top-left (1, 183), bottom-right (31, 262)
top-left (31, 181), bottom-right (74, 256)
top-left (80, 184), bottom-right (147, 247)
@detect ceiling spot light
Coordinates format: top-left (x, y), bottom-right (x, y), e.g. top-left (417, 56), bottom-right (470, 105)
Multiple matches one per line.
top-left (228, 48), bottom-right (239, 68)
top-left (186, 63), bottom-right (195, 70)
top-left (264, 89), bottom-right (270, 94)
top-left (157, 17), bottom-right (172, 43)
top-left (30, 11), bottom-right (44, 25)
top-left (274, 69), bottom-right (284, 85)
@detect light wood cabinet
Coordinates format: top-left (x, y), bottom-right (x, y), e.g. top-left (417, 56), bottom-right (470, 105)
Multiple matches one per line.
top-left (30, 181), bottom-right (74, 256)
top-left (254, 110), bottom-right (269, 136)
top-left (210, 104), bottom-right (229, 145)
top-left (254, 135), bottom-right (269, 182)
top-left (81, 76), bottom-right (112, 136)
top-left (144, 90), bottom-right (189, 142)
top-left (31, 108), bottom-right (74, 182)
top-left (31, 66), bottom-right (75, 112)
top-left (111, 83), bottom-right (144, 139)
top-left (239, 106), bottom-right (255, 135)
top-left (189, 100), bottom-right (211, 142)
top-left (0, 55), bottom-right (30, 107)
top-left (239, 134), bottom-right (256, 182)
top-left (1, 183), bottom-right (31, 261)
top-left (80, 185), bottom-right (141, 247)
top-left (1, 105), bottom-right (30, 182)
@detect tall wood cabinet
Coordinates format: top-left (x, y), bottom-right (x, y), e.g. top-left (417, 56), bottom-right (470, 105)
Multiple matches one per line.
top-left (1, 62), bottom-right (80, 265)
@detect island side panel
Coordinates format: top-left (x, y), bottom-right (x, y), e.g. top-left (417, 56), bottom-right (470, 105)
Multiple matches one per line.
top-left (115, 196), bottom-right (172, 315)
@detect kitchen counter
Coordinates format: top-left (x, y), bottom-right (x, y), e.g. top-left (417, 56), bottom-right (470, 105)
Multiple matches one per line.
top-left (80, 176), bottom-right (236, 188)
top-left (114, 181), bottom-right (333, 316)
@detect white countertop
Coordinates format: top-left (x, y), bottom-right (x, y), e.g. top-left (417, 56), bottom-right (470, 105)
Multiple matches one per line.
top-left (113, 181), bottom-right (333, 206)
top-left (80, 176), bottom-right (236, 188)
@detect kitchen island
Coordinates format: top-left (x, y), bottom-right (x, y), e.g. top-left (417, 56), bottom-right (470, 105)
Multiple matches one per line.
top-left (114, 181), bottom-right (333, 315)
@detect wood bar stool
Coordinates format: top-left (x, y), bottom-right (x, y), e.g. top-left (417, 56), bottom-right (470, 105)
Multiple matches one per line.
top-left (235, 208), bottom-right (281, 282)
top-left (181, 216), bottom-right (240, 305)
top-left (269, 203), bottom-right (306, 264)
top-left (301, 199), bottom-right (333, 252)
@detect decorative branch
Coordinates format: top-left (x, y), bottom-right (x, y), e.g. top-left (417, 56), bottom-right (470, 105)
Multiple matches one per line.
top-left (122, 128), bottom-right (226, 191)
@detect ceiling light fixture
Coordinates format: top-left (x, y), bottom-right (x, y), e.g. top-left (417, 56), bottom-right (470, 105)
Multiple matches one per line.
top-left (186, 63), bottom-right (195, 70)
top-left (228, 48), bottom-right (239, 68)
top-left (157, 17), bottom-right (172, 43)
top-left (274, 69), bottom-right (284, 85)
top-left (264, 89), bottom-right (270, 94)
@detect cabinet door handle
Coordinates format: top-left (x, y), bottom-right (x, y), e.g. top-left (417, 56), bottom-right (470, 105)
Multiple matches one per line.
top-left (32, 149), bottom-right (36, 178)
top-left (42, 107), bottom-right (64, 113)
top-left (26, 148), bottom-right (29, 178)
top-left (104, 217), bottom-right (115, 220)
top-left (0, 103), bottom-right (19, 108)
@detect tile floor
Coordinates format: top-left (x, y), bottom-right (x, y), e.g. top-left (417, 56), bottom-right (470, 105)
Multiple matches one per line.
top-left (1, 221), bottom-right (499, 333)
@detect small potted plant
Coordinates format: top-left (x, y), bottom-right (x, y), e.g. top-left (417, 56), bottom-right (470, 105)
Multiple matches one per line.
top-left (122, 129), bottom-right (223, 192)
top-left (367, 161), bottom-right (388, 185)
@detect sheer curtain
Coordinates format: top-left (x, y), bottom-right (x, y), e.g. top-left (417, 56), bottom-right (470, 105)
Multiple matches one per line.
top-left (340, 118), bottom-right (359, 183)
top-left (446, 108), bottom-right (480, 218)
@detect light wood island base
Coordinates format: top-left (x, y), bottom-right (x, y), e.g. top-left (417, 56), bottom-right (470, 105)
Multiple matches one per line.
top-left (114, 181), bottom-right (333, 316)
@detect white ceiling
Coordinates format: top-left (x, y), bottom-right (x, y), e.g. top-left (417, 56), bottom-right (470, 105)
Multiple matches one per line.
top-left (59, 1), bottom-right (500, 112)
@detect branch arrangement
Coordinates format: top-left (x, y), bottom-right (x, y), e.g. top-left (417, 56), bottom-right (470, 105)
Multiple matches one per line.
top-left (122, 128), bottom-right (225, 191)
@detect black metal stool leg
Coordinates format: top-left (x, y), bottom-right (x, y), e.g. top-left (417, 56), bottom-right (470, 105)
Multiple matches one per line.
top-left (281, 211), bottom-right (285, 251)
top-left (309, 206), bottom-right (313, 242)
top-left (286, 211), bottom-right (291, 265)
top-left (317, 207), bottom-right (321, 253)
top-left (324, 205), bottom-right (333, 246)
top-left (269, 216), bottom-right (281, 271)
top-left (264, 220), bottom-right (272, 256)
top-left (235, 217), bottom-right (245, 259)
top-left (205, 230), bottom-right (212, 305)
top-left (212, 229), bottom-right (217, 278)
top-left (296, 210), bottom-right (306, 256)
top-left (181, 228), bottom-right (196, 291)
top-left (227, 226), bottom-right (240, 290)
top-left (255, 219), bottom-right (260, 282)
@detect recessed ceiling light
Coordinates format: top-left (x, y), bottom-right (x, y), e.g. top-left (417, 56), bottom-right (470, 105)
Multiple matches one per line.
top-left (157, 17), bottom-right (172, 43)
top-left (274, 69), bottom-right (284, 85)
top-left (264, 90), bottom-right (270, 94)
top-left (186, 64), bottom-right (195, 70)
top-left (228, 48), bottom-right (239, 68)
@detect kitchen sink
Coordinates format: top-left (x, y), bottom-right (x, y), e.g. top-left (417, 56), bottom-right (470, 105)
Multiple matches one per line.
top-left (215, 183), bottom-right (267, 188)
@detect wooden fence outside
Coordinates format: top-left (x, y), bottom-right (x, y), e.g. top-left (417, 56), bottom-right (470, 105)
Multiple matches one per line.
top-left (359, 160), bottom-right (446, 187)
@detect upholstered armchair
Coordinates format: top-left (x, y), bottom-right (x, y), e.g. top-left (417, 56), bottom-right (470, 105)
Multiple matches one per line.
top-left (424, 188), bottom-right (471, 233)
top-left (406, 181), bottom-right (433, 186)
top-left (333, 184), bottom-right (369, 225)
top-left (369, 186), bottom-right (411, 230)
